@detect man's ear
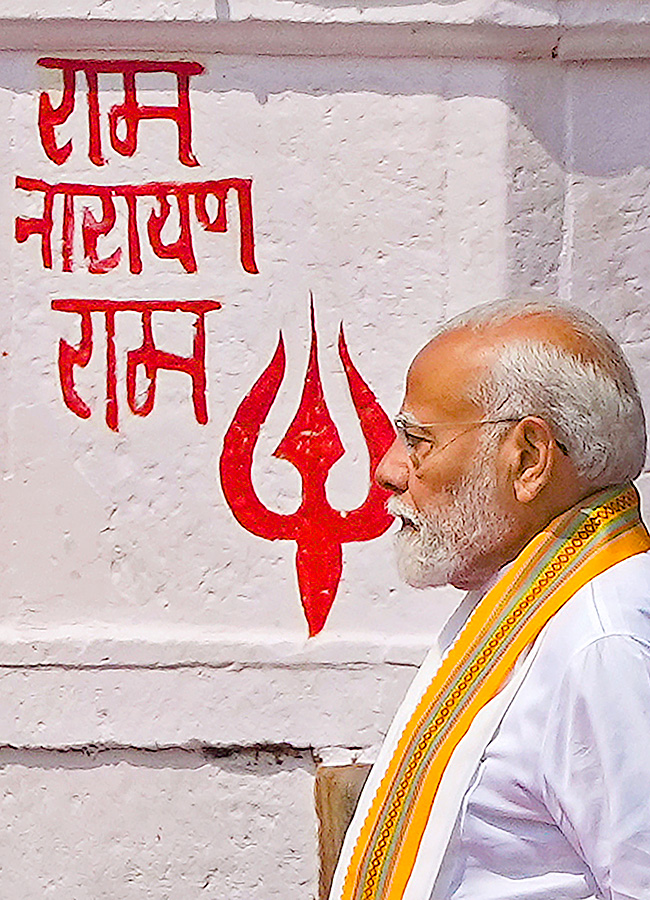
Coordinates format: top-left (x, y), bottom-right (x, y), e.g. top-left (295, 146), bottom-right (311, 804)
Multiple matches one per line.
top-left (508, 417), bottom-right (556, 503)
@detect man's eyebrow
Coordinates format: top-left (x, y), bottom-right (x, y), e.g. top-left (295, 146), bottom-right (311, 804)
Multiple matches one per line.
top-left (395, 411), bottom-right (424, 428)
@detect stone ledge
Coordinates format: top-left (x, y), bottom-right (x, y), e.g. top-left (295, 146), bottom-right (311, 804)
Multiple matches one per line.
top-left (0, 19), bottom-right (560, 56)
top-left (0, 658), bottom-right (417, 749)
top-left (0, 629), bottom-right (434, 667)
top-left (2, 16), bottom-right (650, 60)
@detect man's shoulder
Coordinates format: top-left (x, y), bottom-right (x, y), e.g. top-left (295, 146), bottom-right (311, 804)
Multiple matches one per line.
top-left (536, 550), bottom-right (650, 668)
top-left (588, 549), bottom-right (650, 635)
top-left (496, 552), bottom-right (650, 766)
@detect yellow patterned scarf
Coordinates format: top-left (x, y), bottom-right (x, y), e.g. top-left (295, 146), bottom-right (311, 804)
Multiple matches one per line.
top-left (340, 483), bottom-right (650, 900)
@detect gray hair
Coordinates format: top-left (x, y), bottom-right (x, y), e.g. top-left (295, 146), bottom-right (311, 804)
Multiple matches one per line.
top-left (440, 299), bottom-right (647, 489)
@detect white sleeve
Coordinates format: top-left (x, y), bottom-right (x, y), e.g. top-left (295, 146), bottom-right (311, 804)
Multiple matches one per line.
top-left (540, 634), bottom-right (650, 900)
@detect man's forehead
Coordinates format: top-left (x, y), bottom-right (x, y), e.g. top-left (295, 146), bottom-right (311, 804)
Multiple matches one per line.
top-left (400, 309), bottom-right (598, 422)
top-left (402, 329), bottom-right (488, 422)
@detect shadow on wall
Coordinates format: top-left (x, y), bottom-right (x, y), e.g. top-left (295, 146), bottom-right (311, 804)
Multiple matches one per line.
top-left (6, 55), bottom-right (650, 177)
top-left (185, 56), bottom-right (650, 180)
top-left (7, 52), bottom-right (650, 177)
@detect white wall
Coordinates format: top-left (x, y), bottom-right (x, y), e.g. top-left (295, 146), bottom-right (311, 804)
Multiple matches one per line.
top-left (3, 4), bottom-right (650, 897)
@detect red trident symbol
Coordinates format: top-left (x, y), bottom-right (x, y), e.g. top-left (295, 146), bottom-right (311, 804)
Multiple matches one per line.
top-left (219, 303), bottom-right (394, 636)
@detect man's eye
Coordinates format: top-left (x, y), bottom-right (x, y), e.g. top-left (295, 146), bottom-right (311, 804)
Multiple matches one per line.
top-left (404, 431), bottom-right (428, 451)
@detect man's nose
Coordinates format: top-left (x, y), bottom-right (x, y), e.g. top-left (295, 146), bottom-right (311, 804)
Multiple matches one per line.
top-left (375, 438), bottom-right (410, 494)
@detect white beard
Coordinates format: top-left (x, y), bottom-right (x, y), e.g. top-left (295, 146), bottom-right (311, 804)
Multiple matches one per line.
top-left (387, 448), bottom-right (514, 590)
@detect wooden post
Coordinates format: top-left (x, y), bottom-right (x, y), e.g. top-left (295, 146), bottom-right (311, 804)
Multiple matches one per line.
top-left (315, 764), bottom-right (372, 900)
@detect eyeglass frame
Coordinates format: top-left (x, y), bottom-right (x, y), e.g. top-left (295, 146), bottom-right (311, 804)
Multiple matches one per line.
top-left (393, 413), bottom-right (569, 461)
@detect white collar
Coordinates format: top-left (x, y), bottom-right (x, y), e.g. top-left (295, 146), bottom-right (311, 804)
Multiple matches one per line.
top-left (438, 563), bottom-right (514, 655)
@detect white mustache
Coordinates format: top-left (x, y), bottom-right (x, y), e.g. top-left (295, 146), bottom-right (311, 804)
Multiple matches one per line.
top-left (386, 496), bottom-right (422, 527)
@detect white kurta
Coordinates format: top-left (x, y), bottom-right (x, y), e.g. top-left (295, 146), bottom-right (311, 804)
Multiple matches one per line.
top-left (433, 550), bottom-right (650, 900)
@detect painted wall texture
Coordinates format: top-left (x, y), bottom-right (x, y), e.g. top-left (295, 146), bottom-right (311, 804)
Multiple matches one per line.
top-left (4, 3), bottom-right (650, 897)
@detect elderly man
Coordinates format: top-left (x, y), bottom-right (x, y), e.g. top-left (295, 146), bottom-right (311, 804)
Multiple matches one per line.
top-left (329, 299), bottom-right (650, 900)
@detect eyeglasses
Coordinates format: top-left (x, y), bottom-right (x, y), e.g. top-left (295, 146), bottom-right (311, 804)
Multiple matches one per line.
top-left (393, 414), bottom-right (569, 460)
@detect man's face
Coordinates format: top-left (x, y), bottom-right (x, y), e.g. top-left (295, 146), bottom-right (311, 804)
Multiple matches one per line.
top-left (375, 330), bottom-right (516, 591)
top-left (386, 438), bottom-right (506, 589)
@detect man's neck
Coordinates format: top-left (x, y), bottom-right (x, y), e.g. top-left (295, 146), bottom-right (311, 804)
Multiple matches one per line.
top-left (439, 563), bottom-right (513, 654)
